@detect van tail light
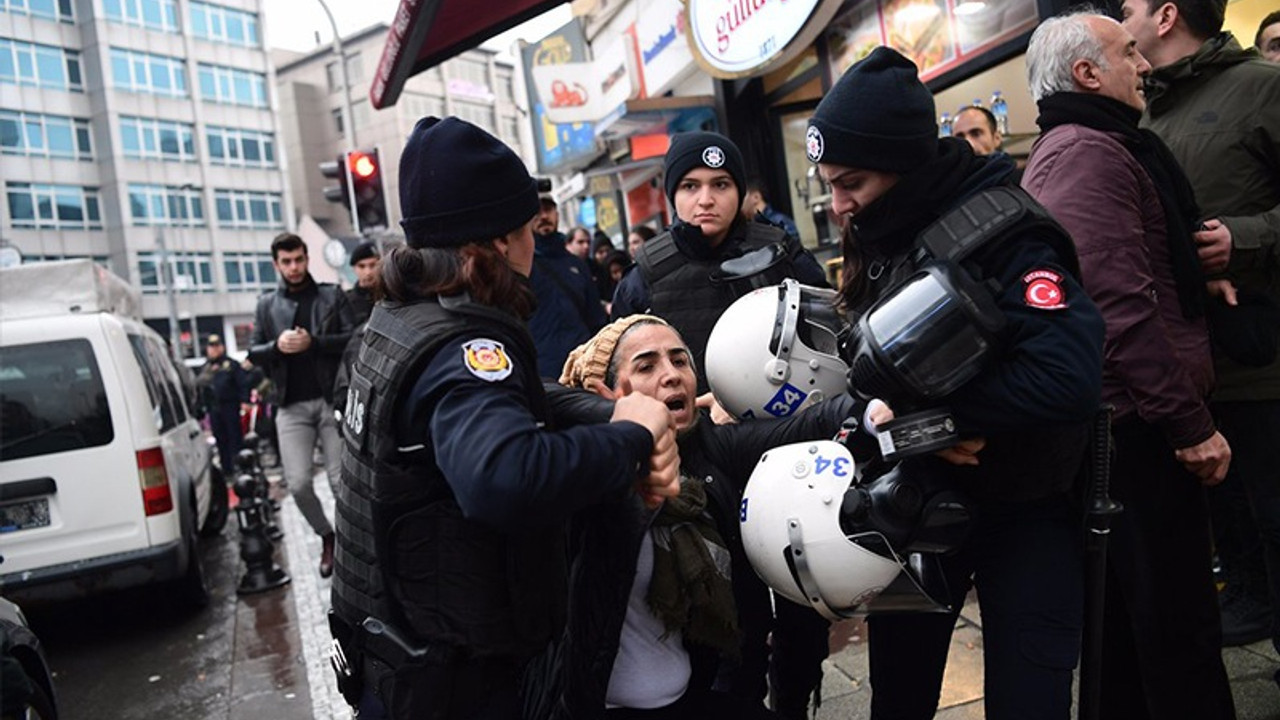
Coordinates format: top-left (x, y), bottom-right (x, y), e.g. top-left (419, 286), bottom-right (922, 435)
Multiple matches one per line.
top-left (136, 448), bottom-right (174, 516)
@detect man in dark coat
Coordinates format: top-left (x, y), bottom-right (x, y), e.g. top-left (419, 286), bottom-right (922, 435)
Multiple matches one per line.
top-left (1022, 12), bottom-right (1234, 718)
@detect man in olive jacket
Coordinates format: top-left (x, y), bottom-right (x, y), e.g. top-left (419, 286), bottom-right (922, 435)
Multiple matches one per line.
top-left (1123, 0), bottom-right (1280, 665)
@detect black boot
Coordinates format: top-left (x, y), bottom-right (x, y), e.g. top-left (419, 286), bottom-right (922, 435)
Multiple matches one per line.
top-left (319, 532), bottom-right (336, 578)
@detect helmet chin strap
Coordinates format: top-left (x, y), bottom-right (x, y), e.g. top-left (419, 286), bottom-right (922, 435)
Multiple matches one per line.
top-left (787, 516), bottom-right (847, 621)
top-left (766, 280), bottom-right (803, 386)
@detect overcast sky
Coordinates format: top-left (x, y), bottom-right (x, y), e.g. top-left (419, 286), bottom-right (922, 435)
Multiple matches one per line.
top-left (261, 0), bottom-right (572, 59)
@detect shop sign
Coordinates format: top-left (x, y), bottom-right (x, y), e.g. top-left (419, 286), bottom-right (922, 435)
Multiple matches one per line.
top-left (594, 192), bottom-right (624, 241)
top-left (520, 19), bottom-right (600, 174)
top-left (687, 0), bottom-right (841, 78)
top-left (634, 0), bottom-right (696, 96)
top-left (532, 35), bottom-right (638, 124)
top-left (825, 0), bottom-right (1039, 83)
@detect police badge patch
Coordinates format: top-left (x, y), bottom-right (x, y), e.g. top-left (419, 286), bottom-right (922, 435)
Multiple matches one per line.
top-left (806, 126), bottom-right (824, 163)
top-left (702, 146), bottom-right (725, 168)
top-left (462, 338), bottom-right (513, 381)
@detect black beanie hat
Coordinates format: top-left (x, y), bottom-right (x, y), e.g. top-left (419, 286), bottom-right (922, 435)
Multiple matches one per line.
top-left (398, 116), bottom-right (539, 249)
top-left (663, 131), bottom-right (746, 207)
top-left (348, 240), bottom-right (378, 266)
top-left (806, 47), bottom-right (938, 174)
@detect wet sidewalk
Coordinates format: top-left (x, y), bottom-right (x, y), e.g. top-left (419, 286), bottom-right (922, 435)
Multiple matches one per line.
top-left (276, 469), bottom-right (1280, 719)
top-left (817, 598), bottom-right (1280, 719)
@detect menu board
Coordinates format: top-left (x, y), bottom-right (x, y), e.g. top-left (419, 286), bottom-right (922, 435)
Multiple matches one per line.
top-left (827, 0), bottom-right (1039, 82)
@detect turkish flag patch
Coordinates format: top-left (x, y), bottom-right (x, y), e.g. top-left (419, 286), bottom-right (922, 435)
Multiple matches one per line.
top-left (1022, 269), bottom-right (1068, 310)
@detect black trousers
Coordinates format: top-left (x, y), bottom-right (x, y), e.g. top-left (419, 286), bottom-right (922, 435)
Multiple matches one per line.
top-left (1211, 400), bottom-right (1280, 651)
top-left (209, 404), bottom-right (242, 475)
top-left (722, 571), bottom-right (830, 719)
top-left (1099, 420), bottom-right (1235, 720)
top-left (866, 493), bottom-right (1083, 720)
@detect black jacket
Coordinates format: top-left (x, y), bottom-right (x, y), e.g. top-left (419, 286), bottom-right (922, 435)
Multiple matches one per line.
top-left (524, 394), bottom-right (873, 719)
top-left (197, 355), bottom-right (250, 409)
top-left (851, 140), bottom-right (1105, 501)
top-left (247, 276), bottom-right (354, 406)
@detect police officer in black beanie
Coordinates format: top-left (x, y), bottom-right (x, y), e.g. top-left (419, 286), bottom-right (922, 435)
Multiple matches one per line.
top-left (611, 132), bottom-right (831, 716)
top-left (345, 241), bottom-right (380, 325)
top-left (610, 131), bottom-right (826, 395)
top-left (810, 46), bottom-right (1105, 720)
top-left (328, 116), bottom-right (680, 720)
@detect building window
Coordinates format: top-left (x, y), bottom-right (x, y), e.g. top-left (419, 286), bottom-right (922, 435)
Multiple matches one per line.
top-left (197, 63), bottom-right (267, 107)
top-left (120, 116), bottom-right (196, 162)
top-left (0, 39), bottom-right (82, 91)
top-left (454, 101), bottom-right (495, 132)
top-left (110, 47), bottom-right (186, 97)
top-left (189, 1), bottom-right (259, 47)
top-left (402, 94), bottom-right (444, 120)
top-left (451, 58), bottom-right (488, 88)
top-left (138, 251), bottom-right (215, 294)
top-left (0, 111), bottom-right (92, 160)
top-left (496, 69), bottom-right (514, 101)
top-left (346, 52), bottom-right (362, 85)
top-left (332, 107), bottom-right (344, 136)
top-left (214, 189), bottom-right (283, 229)
top-left (0, 0), bottom-right (75, 23)
top-left (6, 182), bottom-right (102, 229)
top-left (102, 0), bottom-right (177, 31)
top-left (351, 100), bottom-right (371, 132)
top-left (128, 184), bottom-right (204, 226)
top-left (206, 126), bottom-right (275, 167)
top-left (326, 61), bottom-right (341, 92)
top-left (223, 251), bottom-right (276, 291)
top-left (502, 117), bottom-right (519, 147)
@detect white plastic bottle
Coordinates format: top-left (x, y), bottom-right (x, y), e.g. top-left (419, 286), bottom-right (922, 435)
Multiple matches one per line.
top-left (990, 90), bottom-right (1010, 135)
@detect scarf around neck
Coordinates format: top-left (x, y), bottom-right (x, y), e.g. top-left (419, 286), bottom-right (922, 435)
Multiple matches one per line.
top-left (1036, 92), bottom-right (1204, 318)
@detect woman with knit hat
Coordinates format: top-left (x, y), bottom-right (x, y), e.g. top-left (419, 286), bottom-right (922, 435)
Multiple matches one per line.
top-left (522, 315), bottom-right (882, 720)
top-left (328, 117), bottom-right (680, 720)
top-left (809, 47), bottom-right (1105, 719)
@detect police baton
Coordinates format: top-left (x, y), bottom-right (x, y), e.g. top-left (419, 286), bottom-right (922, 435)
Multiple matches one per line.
top-left (1079, 405), bottom-right (1121, 720)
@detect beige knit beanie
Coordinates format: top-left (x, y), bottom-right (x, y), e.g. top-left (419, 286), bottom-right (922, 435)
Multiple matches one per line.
top-left (559, 314), bottom-right (669, 389)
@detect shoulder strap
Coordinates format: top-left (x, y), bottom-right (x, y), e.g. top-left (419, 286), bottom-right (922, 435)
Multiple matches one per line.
top-left (636, 232), bottom-right (682, 286)
top-left (533, 257), bottom-right (592, 330)
top-left (740, 221), bottom-right (789, 252)
top-left (917, 186), bottom-right (1081, 280)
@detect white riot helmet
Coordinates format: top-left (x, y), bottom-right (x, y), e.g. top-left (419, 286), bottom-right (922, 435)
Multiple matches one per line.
top-left (706, 279), bottom-right (849, 420)
top-left (740, 440), bottom-right (967, 620)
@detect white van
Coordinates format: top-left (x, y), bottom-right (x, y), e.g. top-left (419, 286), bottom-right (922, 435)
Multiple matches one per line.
top-left (0, 261), bottom-right (227, 608)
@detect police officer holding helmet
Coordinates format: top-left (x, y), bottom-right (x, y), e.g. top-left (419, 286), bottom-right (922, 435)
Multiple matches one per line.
top-left (808, 48), bottom-right (1105, 718)
top-left (329, 116), bottom-right (680, 720)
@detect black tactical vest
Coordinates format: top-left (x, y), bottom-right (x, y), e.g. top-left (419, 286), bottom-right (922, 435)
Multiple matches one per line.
top-left (331, 295), bottom-right (565, 660)
top-left (869, 186), bottom-right (1089, 501)
top-left (637, 221), bottom-right (792, 392)
top-left (864, 186), bottom-right (1081, 310)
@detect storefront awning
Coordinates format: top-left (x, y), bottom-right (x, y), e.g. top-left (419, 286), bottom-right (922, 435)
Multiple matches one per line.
top-left (594, 95), bottom-right (718, 141)
top-left (371, 0), bottom-right (566, 109)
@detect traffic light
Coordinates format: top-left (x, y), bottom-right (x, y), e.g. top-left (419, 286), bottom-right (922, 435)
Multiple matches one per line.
top-left (319, 154), bottom-right (352, 223)
top-left (347, 148), bottom-right (388, 233)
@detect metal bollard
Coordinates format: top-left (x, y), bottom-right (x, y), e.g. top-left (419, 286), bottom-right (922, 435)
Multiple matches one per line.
top-left (236, 444), bottom-right (282, 541)
top-left (233, 472), bottom-right (290, 595)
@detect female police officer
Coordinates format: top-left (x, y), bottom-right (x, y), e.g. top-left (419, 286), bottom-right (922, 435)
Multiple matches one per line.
top-left (806, 48), bottom-right (1105, 719)
top-left (329, 117), bottom-right (680, 720)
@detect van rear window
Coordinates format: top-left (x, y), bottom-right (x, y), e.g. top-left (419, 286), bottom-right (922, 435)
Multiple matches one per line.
top-left (0, 339), bottom-right (114, 461)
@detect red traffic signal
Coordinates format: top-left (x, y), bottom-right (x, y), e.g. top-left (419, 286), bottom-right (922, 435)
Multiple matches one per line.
top-left (347, 148), bottom-right (388, 233)
top-left (349, 151), bottom-right (377, 180)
